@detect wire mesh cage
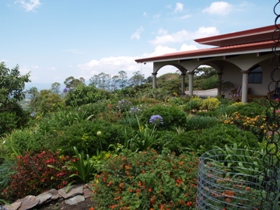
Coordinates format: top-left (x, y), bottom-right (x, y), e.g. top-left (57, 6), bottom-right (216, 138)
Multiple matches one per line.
top-left (196, 148), bottom-right (275, 209)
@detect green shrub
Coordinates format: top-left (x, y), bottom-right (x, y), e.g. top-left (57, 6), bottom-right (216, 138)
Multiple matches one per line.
top-left (0, 102), bottom-right (30, 137)
top-left (137, 88), bottom-right (170, 101)
top-left (140, 105), bottom-right (187, 130)
top-left (90, 149), bottom-right (198, 209)
top-left (183, 96), bottom-right (203, 112)
top-left (201, 97), bottom-right (221, 111)
top-left (185, 115), bottom-right (218, 131)
top-left (54, 120), bottom-right (133, 156)
top-left (64, 85), bottom-right (111, 107)
top-left (30, 90), bottom-right (65, 116)
top-left (1, 129), bottom-right (40, 158)
top-left (174, 124), bottom-right (259, 155)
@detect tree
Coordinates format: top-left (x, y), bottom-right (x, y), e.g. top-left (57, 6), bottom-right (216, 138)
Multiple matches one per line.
top-left (0, 62), bottom-right (30, 108)
top-left (118, 70), bottom-right (128, 89)
top-left (129, 71), bottom-right (145, 86)
top-left (64, 76), bottom-right (84, 89)
top-left (29, 89), bottom-right (64, 116)
top-left (89, 73), bottom-right (111, 90)
top-left (27, 87), bottom-right (39, 100)
top-left (51, 82), bottom-right (61, 94)
top-left (0, 62), bottom-right (31, 136)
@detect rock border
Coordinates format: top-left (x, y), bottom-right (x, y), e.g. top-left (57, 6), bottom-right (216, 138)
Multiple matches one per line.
top-left (3, 184), bottom-right (92, 210)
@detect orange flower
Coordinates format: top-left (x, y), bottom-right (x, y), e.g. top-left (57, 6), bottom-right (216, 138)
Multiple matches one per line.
top-left (119, 182), bottom-right (124, 188)
top-left (89, 207), bottom-right (95, 210)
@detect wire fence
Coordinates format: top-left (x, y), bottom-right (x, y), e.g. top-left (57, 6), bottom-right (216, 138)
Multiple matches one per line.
top-left (196, 148), bottom-right (276, 209)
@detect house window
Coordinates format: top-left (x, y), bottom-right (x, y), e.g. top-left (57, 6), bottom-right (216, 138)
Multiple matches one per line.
top-left (248, 65), bottom-right (262, 84)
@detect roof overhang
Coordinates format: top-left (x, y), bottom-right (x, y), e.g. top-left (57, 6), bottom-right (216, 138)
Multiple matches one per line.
top-left (195, 24), bottom-right (280, 47)
top-left (135, 25), bottom-right (280, 64)
top-left (135, 41), bottom-right (278, 63)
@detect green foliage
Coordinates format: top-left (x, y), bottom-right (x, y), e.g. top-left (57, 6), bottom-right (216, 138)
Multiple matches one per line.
top-left (127, 118), bottom-right (161, 152)
top-left (54, 120), bottom-right (132, 156)
top-left (174, 124), bottom-right (259, 155)
top-left (91, 149), bottom-right (198, 209)
top-left (1, 129), bottom-right (40, 158)
top-left (0, 62), bottom-right (30, 106)
top-left (0, 159), bottom-right (15, 195)
top-left (193, 74), bottom-right (218, 90)
top-left (210, 143), bottom-right (264, 178)
top-left (0, 112), bottom-right (18, 137)
top-left (201, 97), bottom-right (221, 111)
top-left (64, 84), bottom-right (111, 106)
top-left (185, 115), bottom-right (218, 131)
top-left (1, 150), bottom-right (71, 202)
top-left (137, 88), bottom-right (170, 101)
top-left (63, 147), bottom-right (95, 184)
top-left (0, 101), bottom-right (30, 137)
top-left (64, 76), bottom-right (84, 89)
top-left (30, 89), bottom-right (65, 116)
top-left (183, 96), bottom-right (203, 112)
top-left (140, 104), bottom-right (187, 130)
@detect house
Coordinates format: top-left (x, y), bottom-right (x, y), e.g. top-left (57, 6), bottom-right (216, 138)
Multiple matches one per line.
top-left (135, 24), bottom-right (280, 103)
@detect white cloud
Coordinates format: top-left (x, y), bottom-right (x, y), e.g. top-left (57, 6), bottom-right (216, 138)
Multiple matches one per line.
top-left (150, 27), bottom-right (219, 45)
top-left (174, 2), bottom-right (184, 13)
top-left (131, 27), bottom-right (144, 40)
top-left (77, 56), bottom-right (140, 80)
top-left (203, 1), bottom-right (233, 15)
top-left (157, 28), bottom-right (168, 35)
top-left (15, 0), bottom-right (41, 12)
top-left (179, 44), bottom-right (198, 51)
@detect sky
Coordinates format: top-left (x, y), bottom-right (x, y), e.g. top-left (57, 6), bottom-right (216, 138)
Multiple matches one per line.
top-left (0, 0), bottom-right (277, 89)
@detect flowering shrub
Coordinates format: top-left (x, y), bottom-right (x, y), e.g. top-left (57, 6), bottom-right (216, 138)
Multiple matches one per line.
top-left (201, 97), bottom-right (221, 111)
top-left (1, 150), bottom-right (72, 202)
top-left (183, 96), bottom-right (203, 113)
top-left (222, 111), bottom-right (266, 141)
top-left (140, 105), bottom-right (186, 130)
top-left (90, 149), bottom-right (198, 209)
top-left (116, 99), bottom-right (132, 113)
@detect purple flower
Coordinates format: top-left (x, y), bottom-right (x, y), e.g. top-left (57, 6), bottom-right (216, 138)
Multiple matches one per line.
top-left (130, 107), bottom-right (140, 115)
top-left (149, 115), bottom-right (163, 125)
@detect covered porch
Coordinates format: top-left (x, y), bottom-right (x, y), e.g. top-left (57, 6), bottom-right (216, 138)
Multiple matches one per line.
top-left (135, 25), bottom-right (280, 103)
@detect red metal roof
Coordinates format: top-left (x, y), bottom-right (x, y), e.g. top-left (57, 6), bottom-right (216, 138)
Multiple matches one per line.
top-left (135, 25), bottom-right (280, 64)
top-left (195, 24), bottom-right (279, 47)
top-left (135, 40), bottom-right (275, 63)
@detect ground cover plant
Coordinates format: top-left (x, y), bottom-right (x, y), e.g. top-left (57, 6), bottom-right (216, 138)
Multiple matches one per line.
top-left (0, 69), bottom-right (273, 208)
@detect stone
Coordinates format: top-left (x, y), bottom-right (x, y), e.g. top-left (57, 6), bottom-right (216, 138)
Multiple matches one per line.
top-left (36, 192), bottom-right (52, 204)
top-left (47, 189), bottom-right (60, 200)
top-left (3, 201), bottom-right (21, 210)
top-left (65, 195), bottom-right (85, 205)
top-left (58, 184), bottom-right (83, 199)
top-left (18, 195), bottom-right (39, 210)
top-left (83, 187), bottom-right (92, 199)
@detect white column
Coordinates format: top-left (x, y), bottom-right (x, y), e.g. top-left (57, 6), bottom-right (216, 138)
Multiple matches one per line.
top-left (241, 70), bottom-right (249, 103)
top-left (181, 72), bottom-right (186, 95)
top-left (152, 72), bottom-right (157, 89)
top-left (188, 71), bottom-right (194, 96)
